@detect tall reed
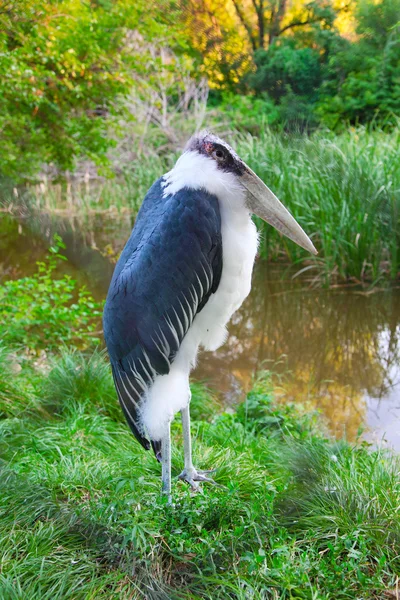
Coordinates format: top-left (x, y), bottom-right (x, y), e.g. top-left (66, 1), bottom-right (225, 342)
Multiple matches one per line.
top-left (237, 127), bottom-right (400, 284)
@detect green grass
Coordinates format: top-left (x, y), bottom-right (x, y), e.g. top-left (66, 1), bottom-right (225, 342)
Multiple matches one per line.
top-left (12, 126), bottom-right (400, 287)
top-left (1, 347), bottom-right (399, 599)
top-left (238, 127), bottom-right (400, 285)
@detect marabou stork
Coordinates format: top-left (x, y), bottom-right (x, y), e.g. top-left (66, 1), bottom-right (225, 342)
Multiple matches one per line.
top-left (103, 131), bottom-right (317, 499)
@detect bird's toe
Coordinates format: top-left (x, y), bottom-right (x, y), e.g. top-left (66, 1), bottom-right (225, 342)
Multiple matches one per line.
top-left (178, 467), bottom-right (220, 489)
top-left (192, 471), bottom-right (220, 486)
top-left (178, 470), bottom-right (200, 491)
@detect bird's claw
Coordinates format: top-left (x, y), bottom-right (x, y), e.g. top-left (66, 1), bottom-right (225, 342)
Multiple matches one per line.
top-left (178, 467), bottom-right (219, 491)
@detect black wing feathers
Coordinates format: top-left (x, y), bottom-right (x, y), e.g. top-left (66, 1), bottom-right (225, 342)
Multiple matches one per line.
top-left (103, 179), bottom-right (222, 450)
top-left (111, 364), bottom-right (150, 450)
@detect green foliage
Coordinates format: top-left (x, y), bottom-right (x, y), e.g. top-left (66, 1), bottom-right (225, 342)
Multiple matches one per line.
top-left (249, 41), bottom-right (322, 127)
top-left (244, 0), bottom-right (400, 129)
top-left (0, 353), bottom-right (399, 598)
top-left (235, 127), bottom-right (400, 284)
top-left (1, 0), bottom-right (399, 182)
top-left (0, 0), bottom-right (188, 181)
top-left (209, 92), bottom-right (279, 134)
top-left (317, 1), bottom-right (400, 127)
top-left (246, 27), bottom-right (351, 130)
top-left (0, 235), bottom-right (102, 351)
top-left (0, 1), bottom-right (145, 179)
top-left (0, 0), bottom-right (399, 184)
top-left (236, 372), bottom-right (319, 438)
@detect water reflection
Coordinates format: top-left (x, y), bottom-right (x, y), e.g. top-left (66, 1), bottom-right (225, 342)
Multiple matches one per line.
top-left (1, 211), bottom-right (400, 449)
top-left (0, 211), bottom-right (132, 296)
top-left (194, 263), bottom-right (400, 447)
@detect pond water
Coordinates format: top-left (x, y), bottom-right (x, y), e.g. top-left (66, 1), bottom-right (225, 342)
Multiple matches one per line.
top-left (2, 210), bottom-right (400, 450)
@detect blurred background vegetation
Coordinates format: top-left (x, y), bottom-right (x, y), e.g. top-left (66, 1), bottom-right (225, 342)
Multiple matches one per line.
top-left (1, 0), bottom-right (399, 180)
top-left (1, 0), bottom-right (399, 285)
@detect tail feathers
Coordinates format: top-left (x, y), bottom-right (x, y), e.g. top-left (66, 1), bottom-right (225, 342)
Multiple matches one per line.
top-left (151, 439), bottom-right (162, 462)
top-left (110, 363), bottom-right (162, 462)
top-left (111, 365), bottom-right (151, 451)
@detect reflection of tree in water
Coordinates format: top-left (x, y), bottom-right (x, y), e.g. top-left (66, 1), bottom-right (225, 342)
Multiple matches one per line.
top-left (195, 262), bottom-right (400, 439)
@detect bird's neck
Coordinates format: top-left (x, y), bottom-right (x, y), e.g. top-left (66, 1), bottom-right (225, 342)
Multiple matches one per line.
top-left (161, 151), bottom-right (247, 215)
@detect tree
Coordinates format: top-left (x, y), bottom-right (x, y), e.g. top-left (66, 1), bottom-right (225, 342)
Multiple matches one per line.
top-left (0, 0), bottom-right (184, 180)
top-left (317, 0), bottom-right (400, 126)
top-left (179, 0), bottom-right (344, 89)
top-left (181, 0), bottom-right (252, 88)
top-left (230, 0), bottom-right (339, 48)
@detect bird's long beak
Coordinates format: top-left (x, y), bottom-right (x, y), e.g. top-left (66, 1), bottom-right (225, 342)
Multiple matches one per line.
top-left (241, 167), bottom-right (317, 255)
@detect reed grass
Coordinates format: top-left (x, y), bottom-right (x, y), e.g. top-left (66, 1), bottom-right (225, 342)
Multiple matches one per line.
top-left (237, 126), bottom-right (400, 285)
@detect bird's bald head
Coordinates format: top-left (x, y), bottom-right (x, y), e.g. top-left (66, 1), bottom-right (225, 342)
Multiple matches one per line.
top-left (185, 131), bottom-right (246, 176)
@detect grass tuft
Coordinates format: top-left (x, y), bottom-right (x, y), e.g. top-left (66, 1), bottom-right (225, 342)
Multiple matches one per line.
top-left (1, 349), bottom-right (399, 598)
top-left (41, 348), bottom-right (121, 422)
top-left (0, 344), bottom-right (33, 419)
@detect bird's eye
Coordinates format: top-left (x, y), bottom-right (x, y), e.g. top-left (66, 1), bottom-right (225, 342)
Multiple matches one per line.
top-left (212, 148), bottom-right (226, 162)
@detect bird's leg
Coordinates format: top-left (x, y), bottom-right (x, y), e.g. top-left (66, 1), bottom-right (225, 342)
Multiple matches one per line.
top-left (178, 403), bottom-right (217, 490)
top-left (181, 404), bottom-right (194, 472)
top-left (161, 423), bottom-right (172, 503)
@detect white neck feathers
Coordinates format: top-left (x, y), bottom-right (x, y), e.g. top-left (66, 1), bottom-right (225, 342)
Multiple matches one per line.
top-left (161, 151), bottom-right (245, 210)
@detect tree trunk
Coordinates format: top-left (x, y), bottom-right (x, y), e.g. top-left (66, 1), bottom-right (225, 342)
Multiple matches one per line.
top-left (251, 0), bottom-right (265, 48)
top-left (268, 0), bottom-right (287, 45)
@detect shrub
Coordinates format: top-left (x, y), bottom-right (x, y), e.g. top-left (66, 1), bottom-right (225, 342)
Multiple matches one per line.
top-left (212, 92), bottom-right (279, 134)
top-left (0, 235), bottom-right (102, 351)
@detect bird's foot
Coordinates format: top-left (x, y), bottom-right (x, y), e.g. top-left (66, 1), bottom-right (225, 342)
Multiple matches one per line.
top-left (178, 467), bottom-right (218, 491)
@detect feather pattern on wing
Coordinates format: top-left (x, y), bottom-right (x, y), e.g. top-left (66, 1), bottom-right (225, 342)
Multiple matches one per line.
top-left (103, 178), bottom-right (222, 452)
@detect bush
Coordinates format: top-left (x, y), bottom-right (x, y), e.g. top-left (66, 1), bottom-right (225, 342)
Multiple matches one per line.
top-left (250, 42), bottom-right (322, 103)
top-left (212, 92), bottom-right (279, 134)
top-left (242, 0), bottom-right (400, 130)
top-left (0, 235), bottom-right (102, 351)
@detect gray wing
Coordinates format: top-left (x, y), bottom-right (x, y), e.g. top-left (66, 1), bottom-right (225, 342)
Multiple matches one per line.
top-left (103, 181), bottom-right (222, 455)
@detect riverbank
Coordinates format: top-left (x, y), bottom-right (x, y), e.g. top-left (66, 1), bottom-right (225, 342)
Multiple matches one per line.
top-left (1, 212), bottom-right (400, 450)
top-left (0, 241), bottom-right (399, 598)
top-left (1, 343), bottom-right (399, 599)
